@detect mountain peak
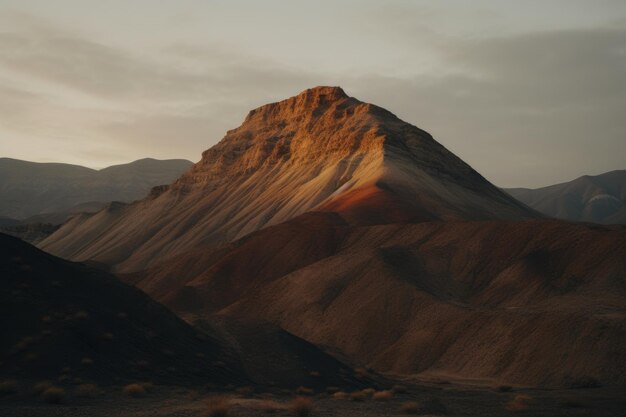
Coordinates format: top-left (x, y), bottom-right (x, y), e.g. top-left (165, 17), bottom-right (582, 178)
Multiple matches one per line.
top-left (244, 86), bottom-right (352, 124)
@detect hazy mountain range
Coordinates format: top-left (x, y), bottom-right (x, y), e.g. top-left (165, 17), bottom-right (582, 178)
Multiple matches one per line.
top-left (0, 157), bottom-right (192, 220)
top-left (505, 170), bottom-right (626, 224)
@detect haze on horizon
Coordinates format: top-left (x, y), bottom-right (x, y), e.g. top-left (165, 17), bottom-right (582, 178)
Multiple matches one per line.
top-left (0, 0), bottom-right (624, 188)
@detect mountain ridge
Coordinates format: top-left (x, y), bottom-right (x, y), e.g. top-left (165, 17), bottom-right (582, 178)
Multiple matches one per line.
top-left (39, 86), bottom-right (537, 272)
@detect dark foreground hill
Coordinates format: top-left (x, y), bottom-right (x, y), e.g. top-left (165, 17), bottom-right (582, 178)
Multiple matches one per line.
top-left (0, 233), bottom-right (365, 392)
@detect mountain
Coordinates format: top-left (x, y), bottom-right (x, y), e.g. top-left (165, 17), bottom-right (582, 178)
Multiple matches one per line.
top-left (0, 233), bottom-right (244, 385)
top-left (0, 232), bottom-right (368, 390)
top-left (505, 170), bottom-right (626, 224)
top-left (39, 87), bottom-right (536, 272)
top-left (0, 157), bottom-right (193, 219)
top-left (123, 213), bottom-right (626, 388)
top-left (36, 87), bottom-right (626, 388)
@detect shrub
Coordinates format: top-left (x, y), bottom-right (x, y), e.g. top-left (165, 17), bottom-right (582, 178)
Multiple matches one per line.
top-left (295, 386), bottom-right (314, 395)
top-left (257, 399), bottom-right (282, 413)
top-left (332, 391), bottom-right (349, 400)
top-left (41, 386), bottom-right (65, 404)
top-left (400, 401), bottom-right (419, 414)
top-left (290, 397), bottom-right (313, 417)
top-left (373, 390), bottom-right (394, 401)
top-left (507, 394), bottom-right (532, 412)
top-left (0, 380), bottom-right (18, 396)
top-left (203, 396), bottom-right (230, 417)
top-left (123, 383), bottom-right (147, 398)
top-left (326, 386), bottom-right (340, 394)
top-left (76, 383), bottom-right (99, 398)
top-left (349, 390), bottom-right (367, 401)
top-left (361, 388), bottom-right (376, 396)
top-left (392, 384), bottom-right (408, 394)
top-left (559, 398), bottom-right (586, 408)
top-left (33, 380), bottom-right (53, 395)
top-left (235, 386), bottom-right (254, 396)
top-left (495, 385), bottom-right (513, 392)
top-left (81, 357), bottom-right (94, 366)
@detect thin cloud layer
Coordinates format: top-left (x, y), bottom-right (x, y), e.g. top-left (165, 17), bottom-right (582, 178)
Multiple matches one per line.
top-left (0, 4), bottom-right (624, 186)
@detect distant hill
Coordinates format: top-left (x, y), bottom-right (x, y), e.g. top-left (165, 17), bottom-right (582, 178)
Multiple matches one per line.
top-left (0, 158), bottom-right (193, 219)
top-left (505, 170), bottom-right (626, 224)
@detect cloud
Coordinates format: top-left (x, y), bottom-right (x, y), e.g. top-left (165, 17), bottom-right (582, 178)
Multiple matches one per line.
top-left (0, 11), bottom-right (624, 187)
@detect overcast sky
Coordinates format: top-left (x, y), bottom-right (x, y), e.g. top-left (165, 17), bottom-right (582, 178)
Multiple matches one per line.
top-left (0, 0), bottom-right (624, 187)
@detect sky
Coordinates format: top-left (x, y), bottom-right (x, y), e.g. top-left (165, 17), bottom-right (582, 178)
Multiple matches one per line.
top-left (0, 0), bottom-right (625, 187)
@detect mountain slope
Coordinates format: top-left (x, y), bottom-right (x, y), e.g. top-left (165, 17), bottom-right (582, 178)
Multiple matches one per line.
top-left (124, 215), bottom-right (626, 388)
top-left (506, 170), bottom-right (626, 224)
top-left (0, 233), bottom-right (244, 385)
top-left (40, 87), bottom-right (536, 272)
top-left (0, 157), bottom-right (192, 219)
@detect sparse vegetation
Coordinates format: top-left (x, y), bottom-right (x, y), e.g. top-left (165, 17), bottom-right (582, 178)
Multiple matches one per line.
top-left (235, 386), bottom-right (254, 396)
top-left (256, 399), bottom-right (282, 413)
top-left (76, 383), bottom-right (99, 398)
top-left (290, 397), bottom-right (313, 417)
top-left (392, 384), bottom-right (408, 394)
top-left (0, 380), bottom-right (18, 396)
top-left (507, 394), bottom-right (533, 412)
top-left (33, 380), bottom-right (53, 395)
top-left (203, 396), bottom-right (230, 417)
top-left (332, 391), bottom-right (349, 400)
top-left (349, 390), bottom-right (367, 401)
top-left (373, 390), bottom-right (394, 401)
top-left (295, 386), bottom-right (313, 395)
top-left (326, 386), bottom-right (340, 394)
top-left (400, 401), bottom-right (420, 414)
top-left (123, 383), bottom-right (147, 398)
top-left (41, 386), bottom-right (65, 404)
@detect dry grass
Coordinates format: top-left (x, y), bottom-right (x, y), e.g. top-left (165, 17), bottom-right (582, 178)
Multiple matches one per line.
top-left (203, 396), bottom-right (230, 417)
top-left (290, 397), bottom-right (313, 417)
top-left (400, 401), bottom-right (420, 414)
top-left (507, 394), bottom-right (533, 412)
top-left (0, 380), bottom-right (18, 396)
top-left (373, 390), bottom-right (394, 401)
top-left (41, 386), bottom-right (65, 404)
top-left (123, 383), bottom-right (147, 398)
top-left (295, 386), bottom-right (314, 395)
top-left (75, 383), bottom-right (99, 398)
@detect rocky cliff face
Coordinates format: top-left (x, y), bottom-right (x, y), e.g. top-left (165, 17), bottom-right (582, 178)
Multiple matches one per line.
top-left (40, 87), bottom-right (535, 272)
